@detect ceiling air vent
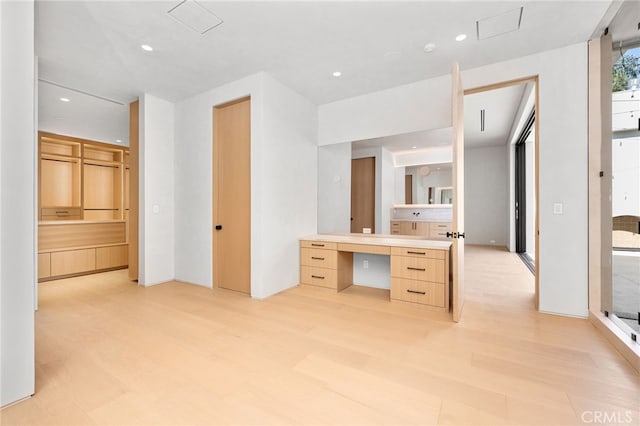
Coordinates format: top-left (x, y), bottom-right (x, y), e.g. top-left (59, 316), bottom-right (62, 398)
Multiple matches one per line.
top-left (476, 7), bottom-right (523, 40)
top-left (167, 0), bottom-right (223, 35)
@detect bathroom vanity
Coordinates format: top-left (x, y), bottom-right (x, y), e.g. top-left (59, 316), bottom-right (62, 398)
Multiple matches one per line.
top-left (390, 204), bottom-right (452, 239)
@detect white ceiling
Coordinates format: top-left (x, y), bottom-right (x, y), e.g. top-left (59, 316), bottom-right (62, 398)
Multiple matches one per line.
top-left (38, 81), bottom-right (130, 145)
top-left (36, 1), bottom-right (613, 105)
top-left (352, 127), bottom-right (452, 153)
top-left (35, 0), bottom-right (615, 144)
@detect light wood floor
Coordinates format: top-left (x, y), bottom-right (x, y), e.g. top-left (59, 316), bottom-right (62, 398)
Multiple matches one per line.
top-left (2, 245), bottom-right (639, 425)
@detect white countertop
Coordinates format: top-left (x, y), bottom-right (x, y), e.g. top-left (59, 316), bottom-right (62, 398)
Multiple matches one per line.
top-left (302, 233), bottom-right (452, 250)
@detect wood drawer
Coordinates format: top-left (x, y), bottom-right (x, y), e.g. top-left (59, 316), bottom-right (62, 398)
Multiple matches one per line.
top-left (300, 240), bottom-right (337, 250)
top-left (390, 246), bottom-right (446, 260)
top-left (41, 207), bottom-right (82, 220)
top-left (391, 278), bottom-right (445, 307)
top-left (300, 266), bottom-right (337, 289)
top-left (430, 222), bottom-right (451, 239)
top-left (337, 243), bottom-right (390, 255)
top-left (430, 222), bottom-right (451, 231)
top-left (38, 253), bottom-right (51, 279)
top-left (390, 256), bottom-right (445, 283)
top-left (96, 245), bottom-right (128, 269)
top-left (301, 247), bottom-right (337, 269)
top-left (390, 221), bottom-right (401, 235)
top-left (51, 248), bottom-right (96, 276)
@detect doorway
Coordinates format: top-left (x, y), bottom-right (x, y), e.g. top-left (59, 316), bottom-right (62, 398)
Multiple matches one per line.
top-left (212, 97), bottom-right (251, 294)
top-left (405, 174), bottom-right (413, 204)
top-left (351, 156), bottom-right (375, 233)
top-left (464, 77), bottom-right (540, 307)
top-left (515, 108), bottom-right (536, 273)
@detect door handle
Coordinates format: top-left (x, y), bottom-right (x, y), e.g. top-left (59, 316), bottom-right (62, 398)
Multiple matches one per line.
top-left (215, 225), bottom-right (222, 230)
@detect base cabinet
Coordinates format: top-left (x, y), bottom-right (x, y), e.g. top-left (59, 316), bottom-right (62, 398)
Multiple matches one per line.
top-left (38, 221), bottom-right (128, 282)
top-left (390, 220), bottom-right (451, 239)
top-left (96, 245), bottom-right (128, 269)
top-left (38, 253), bottom-right (51, 280)
top-left (300, 241), bottom-right (337, 289)
top-left (390, 246), bottom-right (449, 309)
top-left (51, 248), bottom-right (96, 276)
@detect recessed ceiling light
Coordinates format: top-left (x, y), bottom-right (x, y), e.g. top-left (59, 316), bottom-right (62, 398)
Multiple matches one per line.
top-left (332, 71), bottom-right (342, 77)
top-left (59, 97), bottom-right (70, 102)
top-left (411, 146), bottom-right (417, 149)
top-left (455, 34), bottom-right (467, 42)
top-left (141, 44), bottom-right (153, 52)
top-left (423, 43), bottom-right (436, 53)
top-left (116, 139), bottom-right (122, 143)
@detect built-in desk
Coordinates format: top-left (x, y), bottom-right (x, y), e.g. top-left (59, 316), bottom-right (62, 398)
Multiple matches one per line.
top-left (300, 234), bottom-right (452, 311)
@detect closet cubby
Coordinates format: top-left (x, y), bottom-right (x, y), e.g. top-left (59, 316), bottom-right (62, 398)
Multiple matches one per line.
top-left (83, 143), bottom-right (123, 220)
top-left (39, 135), bottom-right (82, 219)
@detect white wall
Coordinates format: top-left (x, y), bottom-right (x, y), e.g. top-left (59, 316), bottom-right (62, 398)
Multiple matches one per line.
top-left (406, 166), bottom-right (452, 204)
top-left (139, 94), bottom-right (175, 286)
top-left (319, 75), bottom-right (452, 146)
top-left (318, 43), bottom-right (591, 318)
top-left (174, 72), bottom-right (317, 298)
top-left (465, 146), bottom-right (509, 246)
top-left (254, 75), bottom-right (318, 298)
top-left (318, 143), bottom-right (351, 233)
top-left (393, 167), bottom-right (405, 204)
top-left (0, 0), bottom-right (35, 407)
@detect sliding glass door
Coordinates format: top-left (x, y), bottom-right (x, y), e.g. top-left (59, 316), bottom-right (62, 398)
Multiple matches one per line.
top-left (611, 43), bottom-right (640, 333)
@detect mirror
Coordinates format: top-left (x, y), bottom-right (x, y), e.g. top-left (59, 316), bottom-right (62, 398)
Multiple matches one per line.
top-left (404, 163), bottom-right (452, 204)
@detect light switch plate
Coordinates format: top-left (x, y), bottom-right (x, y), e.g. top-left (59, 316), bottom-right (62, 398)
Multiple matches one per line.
top-left (152, 204), bottom-right (160, 214)
top-left (553, 203), bottom-right (563, 215)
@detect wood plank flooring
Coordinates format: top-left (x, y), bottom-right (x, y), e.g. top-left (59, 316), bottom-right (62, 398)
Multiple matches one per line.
top-left (2, 245), bottom-right (639, 425)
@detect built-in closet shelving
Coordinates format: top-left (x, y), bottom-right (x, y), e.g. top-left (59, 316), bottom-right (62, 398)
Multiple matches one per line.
top-left (38, 132), bottom-right (130, 281)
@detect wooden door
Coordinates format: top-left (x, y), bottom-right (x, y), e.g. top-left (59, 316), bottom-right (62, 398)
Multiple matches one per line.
top-left (451, 63), bottom-right (465, 322)
top-left (213, 97), bottom-right (251, 294)
top-left (351, 157), bottom-right (375, 233)
top-left (405, 174), bottom-right (413, 204)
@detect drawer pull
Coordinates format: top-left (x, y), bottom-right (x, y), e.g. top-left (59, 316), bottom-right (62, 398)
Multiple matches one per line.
top-left (407, 267), bottom-right (426, 272)
top-left (311, 275), bottom-right (325, 279)
top-left (407, 289), bottom-right (426, 295)
top-left (311, 243), bottom-right (325, 247)
top-left (407, 251), bottom-right (425, 255)
top-left (55, 211), bottom-right (70, 215)
top-left (311, 256), bottom-right (325, 260)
